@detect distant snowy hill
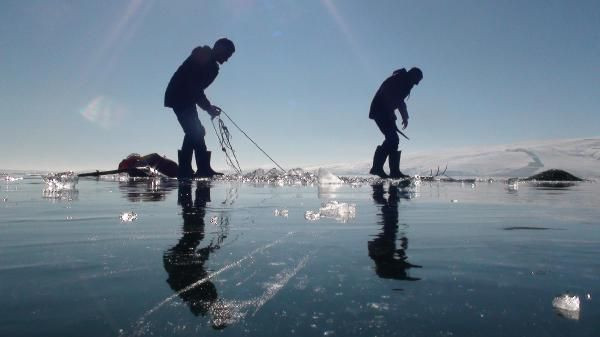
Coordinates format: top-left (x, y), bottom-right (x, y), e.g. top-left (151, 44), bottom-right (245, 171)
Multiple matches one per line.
top-left (312, 137), bottom-right (600, 178)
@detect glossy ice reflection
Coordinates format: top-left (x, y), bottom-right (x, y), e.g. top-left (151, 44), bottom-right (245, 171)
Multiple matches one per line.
top-left (0, 177), bottom-right (599, 337)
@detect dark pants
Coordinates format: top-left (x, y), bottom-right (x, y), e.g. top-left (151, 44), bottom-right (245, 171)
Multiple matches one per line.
top-left (374, 118), bottom-right (399, 153)
top-left (174, 106), bottom-right (207, 156)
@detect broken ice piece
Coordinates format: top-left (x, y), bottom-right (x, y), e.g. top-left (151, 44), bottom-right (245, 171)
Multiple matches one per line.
top-left (210, 216), bottom-right (218, 224)
top-left (507, 178), bottom-right (519, 185)
top-left (274, 209), bottom-right (289, 217)
top-left (304, 211), bottom-right (320, 221)
top-left (317, 168), bottom-right (343, 185)
top-left (43, 171), bottom-right (78, 191)
top-left (3, 175), bottom-right (23, 182)
top-left (552, 294), bottom-right (580, 312)
top-left (120, 211), bottom-right (137, 222)
top-left (319, 201), bottom-right (356, 222)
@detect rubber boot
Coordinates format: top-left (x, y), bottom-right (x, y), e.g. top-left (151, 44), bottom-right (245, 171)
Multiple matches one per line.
top-left (389, 151), bottom-right (410, 179)
top-left (194, 151), bottom-right (224, 178)
top-left (369, 146), bottom-right (389, 178)
top-left (177, 149), bottom-right (194, 180)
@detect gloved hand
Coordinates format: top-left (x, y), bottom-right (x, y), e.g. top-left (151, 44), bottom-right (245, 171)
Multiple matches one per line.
top-left (401, 118), bottom-right (408, 130)
top-left (208, 105), bottom-right (222, 119)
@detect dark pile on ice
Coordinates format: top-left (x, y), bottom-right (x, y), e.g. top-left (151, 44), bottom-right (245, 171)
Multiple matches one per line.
top-left (524, 169), bottom-right (583, 181)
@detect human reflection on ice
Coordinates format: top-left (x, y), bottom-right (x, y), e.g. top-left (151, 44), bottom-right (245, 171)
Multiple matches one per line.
top-left (118, 178), bottom-right (177, 202)
top-left (163, 181), bottom-right (229, 329)
top-left (369, 183), bottom-right (421, 282)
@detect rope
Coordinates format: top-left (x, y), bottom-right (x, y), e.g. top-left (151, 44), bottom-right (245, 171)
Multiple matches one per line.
top-left (220, 110), bottom-right (286, 173)
top-left (211, 117), bottom-right (243, 175)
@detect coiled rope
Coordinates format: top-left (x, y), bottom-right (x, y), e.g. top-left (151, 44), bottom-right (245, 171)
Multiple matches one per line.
top-left (211, 117), bottom-right (243, 175)
top-left (211, 110), bottom-right (286, 174)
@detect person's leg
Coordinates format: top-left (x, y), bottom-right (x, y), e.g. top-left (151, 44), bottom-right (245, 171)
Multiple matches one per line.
top-left (375, 119), bottom-right (399, 154)
top-left (175, 107), bottom-right (207, 153)
top-left (174, 107), bottom-right (206, 178)
top-left (370, 119), bottom-right (396, 178)
top-left (375, 120), bottom-right (408, 179)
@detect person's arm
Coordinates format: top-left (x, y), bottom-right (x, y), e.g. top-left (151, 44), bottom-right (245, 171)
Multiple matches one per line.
top-left (196, 92), bottom-right (212, 112)
top-left (196, 93), bottom-right (221, 119)
top-left (189, 46), bottom-right (220, 116)
top-left (398, 101), bottom-right (409, 129)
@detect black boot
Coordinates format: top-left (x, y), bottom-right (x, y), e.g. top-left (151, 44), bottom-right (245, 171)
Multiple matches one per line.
top-left (177, 149), bottom-right (194, 180)
top-left (369, 146), bottom-right (389, 178)
top-left (194, 151), bottom-right (224, 178)
top-left (389, 151), bottom-right (410, 179)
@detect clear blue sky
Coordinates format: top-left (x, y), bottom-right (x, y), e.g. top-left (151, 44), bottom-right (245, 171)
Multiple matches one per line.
top-left (1, 0), bottom-right (599, 171)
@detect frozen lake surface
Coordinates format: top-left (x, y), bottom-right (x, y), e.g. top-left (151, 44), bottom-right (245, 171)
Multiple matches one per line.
top-left (1, 176), bottom-right (599, 336)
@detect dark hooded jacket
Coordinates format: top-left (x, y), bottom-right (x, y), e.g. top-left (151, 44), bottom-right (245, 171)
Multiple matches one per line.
top-left (369, 68), bottom-right (414, 122)
top-left (164, 46), bottom-right (219, 110)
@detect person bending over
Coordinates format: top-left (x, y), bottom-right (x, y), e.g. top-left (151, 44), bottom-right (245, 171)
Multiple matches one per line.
top-left (165, 38), bottom-right (235, 179)
top-left (369, 67), bottom-right (423, 179)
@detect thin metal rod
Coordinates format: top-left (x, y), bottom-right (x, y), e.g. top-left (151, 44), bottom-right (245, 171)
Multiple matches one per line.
top-left (220, 110), bottom-right (286, 173)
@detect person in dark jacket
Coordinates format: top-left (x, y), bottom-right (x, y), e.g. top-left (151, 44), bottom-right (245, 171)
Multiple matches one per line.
top-left (165, 38), bottom-right (235, 179)
top-left (369, 67), bottom-right (422, 179)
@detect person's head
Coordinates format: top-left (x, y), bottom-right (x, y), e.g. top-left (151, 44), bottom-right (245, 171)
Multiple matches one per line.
top-left (408, 67), bottom-right (423, 85)
top-left (213, 38), bottom-right (235, 64)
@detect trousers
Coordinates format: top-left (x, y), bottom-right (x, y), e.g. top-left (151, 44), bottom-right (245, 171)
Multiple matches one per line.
top-left (374, 118), bottom-right (399, 153)
top-left (174, 106), bottom-right (207, 155)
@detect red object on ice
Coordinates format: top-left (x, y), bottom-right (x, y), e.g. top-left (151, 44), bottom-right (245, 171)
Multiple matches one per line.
top-left (117, 153), bottom-right (178, 178)
top-left (118, 154), bottom-right (143, 171)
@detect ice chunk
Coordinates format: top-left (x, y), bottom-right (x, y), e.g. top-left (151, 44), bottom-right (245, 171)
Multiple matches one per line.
top-left (274, 209), bottom-right (289, 217)
top-left (552, 294), bottom-right (580, 320)
top-left (317, 168), bottom-right (342, 185)
top-left (232, 167), bottom-right (318, 185)
top-left (214, 167), bottom-right (422, 187)
top-left (304, 211), bottom-right (321, 221)
top-left (553, 294), bottom-right (580, 311)
top-left (43, 171), bottom-right (78, 191)
top-left (210, 216), bottom-right (219, 224)
top-left (2, 175), bottom-right (23, 182)
top-left (286, 168), bottom-right (305, 175)
top-left (305, 201), bottom-right (356, 222)
top-left (507, 178), bottom-right (519, 191)
top-left (120, 211), bottom-right (138, 222)
top-left (319, 201), bottom-right (356, 222)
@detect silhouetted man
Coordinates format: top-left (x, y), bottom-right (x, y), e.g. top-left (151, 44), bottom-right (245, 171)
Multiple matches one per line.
top-left (165, 38), bottom-right (235, 179)
top-left (369, 67), bottom-right (423, 179)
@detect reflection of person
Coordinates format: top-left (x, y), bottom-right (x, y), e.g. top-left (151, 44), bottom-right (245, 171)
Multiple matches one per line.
top-left (369, 68), bottom-right (423, 179)
top-left (165, 38), bottom-right (235, 179)
top-left (369, 184), bottom-right (421, 281)
top-left (163, 182), bottom-right (227, 328)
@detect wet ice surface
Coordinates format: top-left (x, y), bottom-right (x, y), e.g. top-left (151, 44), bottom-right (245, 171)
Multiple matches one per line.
top-left (1, 175), bottom-right (599, 337)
